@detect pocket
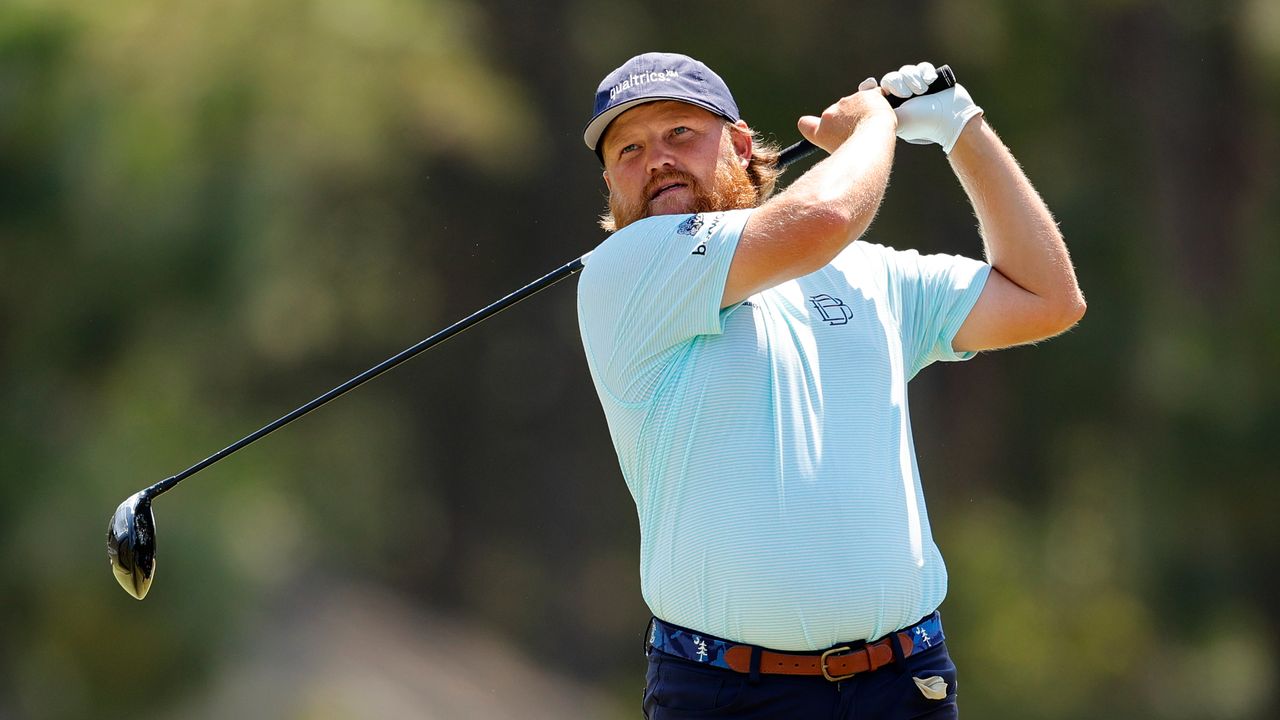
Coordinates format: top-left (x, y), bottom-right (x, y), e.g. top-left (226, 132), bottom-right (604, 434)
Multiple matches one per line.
top-left (644, 654), bottom-right (748, 715)
top-left (899, 642), bottom-right (959, 716)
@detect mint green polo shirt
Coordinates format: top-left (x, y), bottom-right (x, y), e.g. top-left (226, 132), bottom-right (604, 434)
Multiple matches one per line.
top-left (577, 208), bottom-right (990, 651)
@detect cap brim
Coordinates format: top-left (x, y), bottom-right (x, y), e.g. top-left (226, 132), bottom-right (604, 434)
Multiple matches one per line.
top-left (582, 96), bottom-right (736, 155)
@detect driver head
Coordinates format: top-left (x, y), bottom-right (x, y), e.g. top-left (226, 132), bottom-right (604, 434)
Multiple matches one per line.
top-left (107, 492), bottom-right (156, 599)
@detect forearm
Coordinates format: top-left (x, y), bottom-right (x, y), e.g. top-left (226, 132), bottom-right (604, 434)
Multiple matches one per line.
top-left (722, 88), bottom-right (896, 306)
top-left (784, 114), bottom-right (897, 238)
top-left (949, 117), bottom-right (1085, 319)
top-left (756, 114), bottom-right (897, 268)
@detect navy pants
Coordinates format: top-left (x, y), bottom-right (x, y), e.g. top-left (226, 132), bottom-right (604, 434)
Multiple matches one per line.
top-left (642, 641), bottom-right (959, 719)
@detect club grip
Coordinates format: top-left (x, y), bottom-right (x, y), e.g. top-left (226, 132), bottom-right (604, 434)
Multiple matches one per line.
top-left (886, 64), bottom-right (955, 108)
top-left (778, 64), bottom-right (955, 169)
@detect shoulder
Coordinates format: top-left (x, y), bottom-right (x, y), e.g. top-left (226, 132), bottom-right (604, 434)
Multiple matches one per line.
top-left (580, 216), bottom-right (674, 289)
top-left (583, 210), bottom-right (755, 280)
top-left (585, 215), bottom-right (690, 269)
top-left (617, 208), bottom-right (756, 245)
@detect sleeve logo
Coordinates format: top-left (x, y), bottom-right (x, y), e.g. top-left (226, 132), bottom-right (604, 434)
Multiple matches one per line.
top-left (676, 214), bottom-right (704, 236)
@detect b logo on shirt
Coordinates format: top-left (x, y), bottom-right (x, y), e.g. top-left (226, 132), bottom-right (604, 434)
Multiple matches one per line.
top-left (682, 213), bottom-right (723, 256)
top-left (809, 294), bottom-right (853, 326)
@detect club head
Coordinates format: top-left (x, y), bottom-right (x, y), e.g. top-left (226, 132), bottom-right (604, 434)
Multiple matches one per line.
top-left (107, 491), bottom-right (156, 600)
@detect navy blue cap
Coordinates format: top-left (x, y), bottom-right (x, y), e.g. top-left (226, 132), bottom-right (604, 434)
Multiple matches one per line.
top-left (583, 52), bottom-right (740, 155)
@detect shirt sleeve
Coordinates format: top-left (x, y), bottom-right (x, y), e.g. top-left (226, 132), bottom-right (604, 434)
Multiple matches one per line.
top-left (576, 208), bottom-right (752, 404)
top-left (876, 245), bottom-right (991, 379)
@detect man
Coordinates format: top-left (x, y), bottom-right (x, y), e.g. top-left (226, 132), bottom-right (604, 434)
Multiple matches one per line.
top-left (576, 52), bottom-right (1084, 719)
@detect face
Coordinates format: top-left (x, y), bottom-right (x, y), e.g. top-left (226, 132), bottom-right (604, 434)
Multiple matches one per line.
top-left (600, 101), bottom-right (756, 231)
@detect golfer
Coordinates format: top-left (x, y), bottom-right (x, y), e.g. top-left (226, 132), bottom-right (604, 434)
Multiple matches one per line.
top-left (577, 52), bottom-right (1084, 719)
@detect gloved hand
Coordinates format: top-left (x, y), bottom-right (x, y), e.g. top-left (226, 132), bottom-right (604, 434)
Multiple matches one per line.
top-left (880, 62), bottom-right (983, 154)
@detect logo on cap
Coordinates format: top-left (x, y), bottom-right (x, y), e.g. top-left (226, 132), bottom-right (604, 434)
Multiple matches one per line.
top-left (610, 69), bottom-right (681, 100)
top-left (583, 52), bottom-right (740, 156)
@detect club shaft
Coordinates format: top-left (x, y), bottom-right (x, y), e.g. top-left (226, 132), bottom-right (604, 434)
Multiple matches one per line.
top-left (142, 63), bottom-right (956, 499)
top-left (144, 256), bottom-right (586, 498)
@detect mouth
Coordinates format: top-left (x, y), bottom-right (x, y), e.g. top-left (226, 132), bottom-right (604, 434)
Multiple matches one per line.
top-left (649, 182), bottom-right (688, 202)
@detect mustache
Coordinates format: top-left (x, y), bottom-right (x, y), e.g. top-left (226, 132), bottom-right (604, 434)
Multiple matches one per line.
top-left (644, 171), bottom-right (700, 201)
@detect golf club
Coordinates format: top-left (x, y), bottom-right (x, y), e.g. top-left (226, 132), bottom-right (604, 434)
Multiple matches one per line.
top-left (107, 65), bottom-right (957, 599)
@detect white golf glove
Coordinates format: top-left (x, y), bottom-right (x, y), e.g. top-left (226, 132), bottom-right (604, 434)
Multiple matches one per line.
top-left (880, 62), bottom-right (983, 154)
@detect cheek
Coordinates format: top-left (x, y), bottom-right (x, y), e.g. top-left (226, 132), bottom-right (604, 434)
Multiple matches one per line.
top-left (613, 168), bottom-right (648, 198)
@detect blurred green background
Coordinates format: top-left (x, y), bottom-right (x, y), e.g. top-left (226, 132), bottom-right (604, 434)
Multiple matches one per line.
top-left (3, 0), bottom-right (1278, 717)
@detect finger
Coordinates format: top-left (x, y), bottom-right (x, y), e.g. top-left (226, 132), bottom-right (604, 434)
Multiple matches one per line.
top-left (899, 64), bottom-right (928, 95)
top-left (857, 76), bottom-right (877, 92)
top-left (880, 71), bottom-right (911, 99)
top-left (918, 62), bottom-right (938, 87)
top-left (797, 115), bottom-right (820, 142)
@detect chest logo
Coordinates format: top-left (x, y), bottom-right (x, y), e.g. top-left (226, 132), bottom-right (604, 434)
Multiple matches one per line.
top-left (809, 294), bottom-right (853, 326)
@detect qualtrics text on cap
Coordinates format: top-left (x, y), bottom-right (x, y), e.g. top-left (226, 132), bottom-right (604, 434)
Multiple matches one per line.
top-left (609, 70), bottom-right (680, 100)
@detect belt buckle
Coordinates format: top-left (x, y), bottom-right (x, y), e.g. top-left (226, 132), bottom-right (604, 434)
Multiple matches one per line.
top-left (820, 645), bottom-right (864, 682)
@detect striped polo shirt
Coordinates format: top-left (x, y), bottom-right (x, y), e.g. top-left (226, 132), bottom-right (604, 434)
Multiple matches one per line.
top-left (576, 208), bottom-right (990, 651)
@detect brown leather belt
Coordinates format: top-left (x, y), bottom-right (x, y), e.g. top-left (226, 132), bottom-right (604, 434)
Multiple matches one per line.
top-left (646, 614), bottom-right (940, 682)
top-left (724, 631), bottom-right (914, 681)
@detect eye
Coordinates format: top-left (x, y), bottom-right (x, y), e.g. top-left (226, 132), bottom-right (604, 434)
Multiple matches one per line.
top-left (671, 126), bottom-right (690, 137)
top-left (619, 143), bottom-right (639, 156)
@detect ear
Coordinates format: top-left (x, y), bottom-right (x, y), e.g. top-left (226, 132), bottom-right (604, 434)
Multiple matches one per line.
top-left (729, 120), bottom-right (753, 169)
top-left (602, 169), bottom-right (612, 192)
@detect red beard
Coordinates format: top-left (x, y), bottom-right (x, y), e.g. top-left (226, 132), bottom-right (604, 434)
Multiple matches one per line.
top-left (606, 152), bottom-right (758, 231)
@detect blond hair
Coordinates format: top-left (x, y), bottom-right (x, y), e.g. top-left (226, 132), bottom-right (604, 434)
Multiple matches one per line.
top-left (733, 123), bottom-right (783, 204)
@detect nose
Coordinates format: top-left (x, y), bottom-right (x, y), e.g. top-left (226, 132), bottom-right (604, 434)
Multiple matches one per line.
top-left (646, 143), bottom-right (677, 176)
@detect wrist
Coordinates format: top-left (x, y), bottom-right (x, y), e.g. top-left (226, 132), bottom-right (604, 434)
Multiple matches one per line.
top-left (946, 113), bottom-right (990, 158)
top-left (858, 111), bottom-right (898, 135)
top-left (939, 93), bottom-right (984, 154)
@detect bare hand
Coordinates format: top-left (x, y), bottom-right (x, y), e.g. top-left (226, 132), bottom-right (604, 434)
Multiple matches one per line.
top-left (796, 77), bottom-right (896, 153)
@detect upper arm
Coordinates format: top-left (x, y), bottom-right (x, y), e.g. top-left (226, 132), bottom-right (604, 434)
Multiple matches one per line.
top-left (720, 114), bottom-right (897, 309)
top-left (952, 268), bottom-right (1083, 352)
top-left (721, 202), bottom-right (848, 307)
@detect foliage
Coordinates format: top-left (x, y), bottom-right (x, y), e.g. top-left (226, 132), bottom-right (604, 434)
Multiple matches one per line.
top-left (2, 0), bottom-right (1277, 717)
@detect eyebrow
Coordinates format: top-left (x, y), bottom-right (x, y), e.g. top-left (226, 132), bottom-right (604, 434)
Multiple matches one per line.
top-left (604, 109), bottom-right (708, 153)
